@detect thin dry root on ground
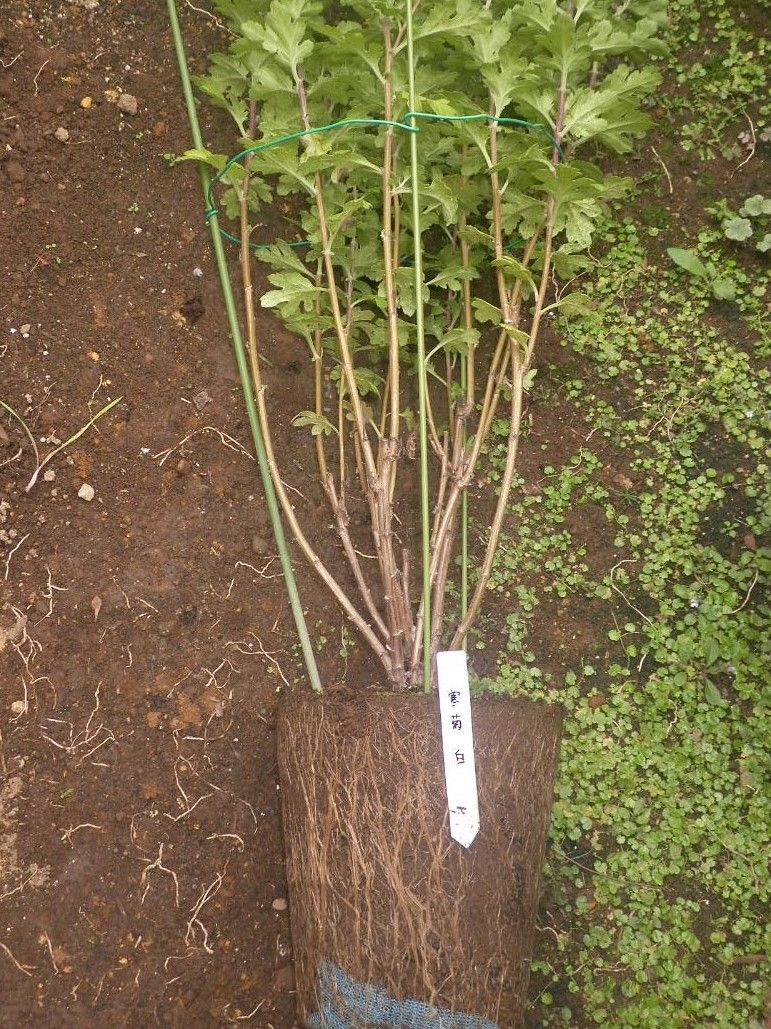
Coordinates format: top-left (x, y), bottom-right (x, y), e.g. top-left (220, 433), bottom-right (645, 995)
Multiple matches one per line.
top-left (0, 941), bottom-right (36, 977)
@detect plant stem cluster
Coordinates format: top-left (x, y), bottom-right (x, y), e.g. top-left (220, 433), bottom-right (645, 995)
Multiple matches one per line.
top-left (185, 0), bottom-right (663, 688)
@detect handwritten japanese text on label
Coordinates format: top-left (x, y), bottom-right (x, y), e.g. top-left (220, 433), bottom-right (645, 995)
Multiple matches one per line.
top-left (437, 650), bottom-right (480, 848)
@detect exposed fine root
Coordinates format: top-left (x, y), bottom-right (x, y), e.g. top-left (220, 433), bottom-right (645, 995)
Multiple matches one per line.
top-left (278, 692), bottom-right (563, 1026)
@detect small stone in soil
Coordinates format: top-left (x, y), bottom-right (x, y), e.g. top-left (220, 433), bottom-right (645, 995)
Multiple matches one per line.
top-left (117, 93), bottom-right (138, 116)
top-left (54, 127), bottom-right (70, 143)
top-left (78, 483), bottom-right (95, 502)
top-left (192, 388), bottom-right (211, 412)
top-left (80, 96), bottom-right (93, 109)
top-left (10, 701), bottom-right (25, 716)
top-left (272, 897), bottom-right (288, 912)
top-left (43, 469), bottom-right (56, 482)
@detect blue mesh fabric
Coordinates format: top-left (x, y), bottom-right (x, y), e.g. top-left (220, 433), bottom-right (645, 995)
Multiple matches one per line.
top-left (307, 960), bottom-right (499, 1029)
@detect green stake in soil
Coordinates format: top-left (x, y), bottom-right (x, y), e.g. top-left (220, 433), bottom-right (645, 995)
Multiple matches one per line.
top-left (166, 0), bottom-right (322, 693)
top-left (405, 0), bottom-right (433, 694)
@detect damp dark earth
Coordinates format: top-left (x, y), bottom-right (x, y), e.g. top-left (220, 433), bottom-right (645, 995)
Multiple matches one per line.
top-left (1, 2), bottom-right (769, 1028)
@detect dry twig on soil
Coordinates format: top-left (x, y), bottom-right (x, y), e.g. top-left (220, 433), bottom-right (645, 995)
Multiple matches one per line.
top-left (0, 942), bottom-right (36, 977)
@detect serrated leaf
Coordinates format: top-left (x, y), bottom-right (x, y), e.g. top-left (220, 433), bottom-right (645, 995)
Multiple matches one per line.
top-left (386, 267), bottom-right (430, 319)
top-left (458, 224), bottom-right (494, 247)
top-left (193, 54), bottom-right (249, 129)
top-left (351, 366), bottom-right (382, 398)
top-left (472, 18), bottom-right (512, 66)
top-left (261, 271), bottom-right (320, 310)
top-left (292, 410), bottom-right (337, 436)
top-left (562, 67), bottom-right (661, 152)
top-left (426, 98), bottom-right (461, 118)
top-left (456, 117), bottom-right (493, 165)
top-left (711, 277), bottom-right (735, 302)
top-left (210, 0), bottom-right (258, 30)
top-left (516, 86), bottom-right (556, 128)
top-left (536, 165), bottom-right (607, 248)
top-left (491, 255), bottom-right (537, 297)
top-left (667, 248), bottom-right (707, 279)
top-left (434, 326), bottom-right (480, 357)
top-left (552, 243), bottom-right (593, 279)
top-left (588, 16), bottom-right (666, 60)
top-left (312, 23), bottom-right (385, 83)
top-left (546, 292), bottom-right (593, 317)
top-left (541, 11), bottom-right (588, 80)
top-left (423, 175), bottom-right (459, 225)
top-left (176, 148), bottom-right (247, 192)
top-left (410, 0), bottom-right (489, 46)
top-left (175, 147), bottom-right (228, 170)
top-left (326, 197), bottom-right (373, 241)
top-left (472, 298), bottom-right (502, 325)
top-left (516, 0), bottom-right (559, 34)
top-left (242, 0), bottom-right (316, 75)
top-left (256, 241), bottom-right (313, 277)
top-left (503, 325), bottom-right (530, 347)
top-left (500, 188), bottom-right (546, 241)
top-left (427, 263), bottom-right (479, 291)
top-left (483, 52), bottom-right (531, 115)
top-left (236, 46), bottom-right (295, 98)
top-left (257, 143), bottom-right (315, 194)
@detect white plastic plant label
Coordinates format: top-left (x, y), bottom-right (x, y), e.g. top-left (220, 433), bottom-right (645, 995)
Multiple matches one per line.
top-left (436, 650), bottom-right (480, 848)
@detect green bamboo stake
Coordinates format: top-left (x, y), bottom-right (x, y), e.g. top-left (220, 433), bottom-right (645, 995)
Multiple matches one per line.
top-left (166, 0), bottom-right (323, 693)
top-left (405, 0), bottom-right (432, 693)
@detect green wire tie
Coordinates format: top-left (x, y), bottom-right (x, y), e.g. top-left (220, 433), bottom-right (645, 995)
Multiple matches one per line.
top-left (205, 112), bottom-right (562, 251)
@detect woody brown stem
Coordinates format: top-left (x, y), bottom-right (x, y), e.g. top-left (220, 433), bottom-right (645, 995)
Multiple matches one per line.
top-left (295, 68), bottom-right (411, 683)
top-left (449, 88), bottom-right (566, 647)
top-left (238, 167), bottom-right (390, 669)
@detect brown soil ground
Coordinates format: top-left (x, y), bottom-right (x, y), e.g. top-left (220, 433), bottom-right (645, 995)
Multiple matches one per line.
top-left (1, 2), bottom-right (320, 1025)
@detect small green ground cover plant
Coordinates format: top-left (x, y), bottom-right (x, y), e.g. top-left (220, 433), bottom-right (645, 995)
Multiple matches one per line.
top-left (667, 191), bottom-right (771, 301)
top-left (473, 5), bottom-right (770, 1021)
top-left (718, 194), bottom-right (771, 253)
top-left (666, 244), bottom-right (737, 301)
top-left (485, 176), bottom-right (769, 1029)
top-left (662, 0), bottom-right (769, 160)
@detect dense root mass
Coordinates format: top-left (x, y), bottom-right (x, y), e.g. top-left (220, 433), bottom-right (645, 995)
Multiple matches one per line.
top-left (278, 693), bottom-right (563, 1027)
